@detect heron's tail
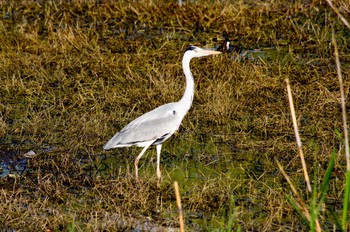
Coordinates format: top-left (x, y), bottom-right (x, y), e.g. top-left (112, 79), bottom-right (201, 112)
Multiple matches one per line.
top-left (103, 132), bottom-right (121, 150)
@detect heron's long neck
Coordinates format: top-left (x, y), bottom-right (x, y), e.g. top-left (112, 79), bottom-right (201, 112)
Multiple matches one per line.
top-left (179, 54), bottom-right (194, 113)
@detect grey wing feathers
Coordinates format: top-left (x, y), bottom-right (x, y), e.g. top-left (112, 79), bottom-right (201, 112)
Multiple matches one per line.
top-left (104, 103), bottom-right (182, 150)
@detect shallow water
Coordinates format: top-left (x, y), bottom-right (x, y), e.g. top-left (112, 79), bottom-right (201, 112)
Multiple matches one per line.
top-left (0, 146), bottom-right (52, 178)
top-left (0, 149), bottom-right (28, 178)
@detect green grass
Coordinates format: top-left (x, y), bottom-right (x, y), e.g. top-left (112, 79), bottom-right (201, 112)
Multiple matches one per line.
top-left (0, 0), bottom-right (350, 231)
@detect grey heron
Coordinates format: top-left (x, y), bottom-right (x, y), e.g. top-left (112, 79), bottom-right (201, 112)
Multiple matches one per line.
top-left (104, 46), bottom-right (221, 181)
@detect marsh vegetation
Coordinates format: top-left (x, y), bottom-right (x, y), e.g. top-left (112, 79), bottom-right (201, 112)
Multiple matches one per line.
top-left (1, 0), bottom-right (350, 231)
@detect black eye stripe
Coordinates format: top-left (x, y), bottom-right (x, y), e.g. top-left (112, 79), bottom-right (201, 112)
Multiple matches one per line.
top-left (185, 46), bottom-right (197, 52)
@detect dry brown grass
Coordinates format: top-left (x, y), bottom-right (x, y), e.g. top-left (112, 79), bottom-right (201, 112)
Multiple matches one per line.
top-left (0, 0), bottom-right (350, 231)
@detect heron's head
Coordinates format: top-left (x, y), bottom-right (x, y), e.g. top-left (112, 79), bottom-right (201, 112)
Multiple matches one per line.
top-left (184, 46), bottom-right (221, 58)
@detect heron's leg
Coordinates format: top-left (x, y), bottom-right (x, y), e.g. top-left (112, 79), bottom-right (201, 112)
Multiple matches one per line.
top-left (156, 144), bottom-right (162, 181)
top-left (135, 144), bottom-right (151, 181)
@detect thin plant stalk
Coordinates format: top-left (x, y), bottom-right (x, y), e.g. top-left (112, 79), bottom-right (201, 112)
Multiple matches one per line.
top-left (331, 29), bottom-right (350, 170)
top-left (174, 181), bottom-right (185, 232)
top-left (285, 78), bottom-right (312, 193)
top-left (309, 154), bottom-right (334, 232)
top-left (310, 169), bottom-right (318, 232)
top-left (331, 27), bottom-right (350, 230)
top-left (342, 171), bottom-right (350, 230)
top-left (275, 158), bottom-right (299, 196)
top-left (226, 195), bottom-right (234, 232)
top-left (316, 148), bottom-right (336, 213)
top-left (326, 0), bottom-right (350, 31)
top-left (276, 158), bottom-right (321, 231)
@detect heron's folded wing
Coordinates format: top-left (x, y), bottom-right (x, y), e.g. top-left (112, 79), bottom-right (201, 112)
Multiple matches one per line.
top-left (105, 103), bottom-right (181, 148)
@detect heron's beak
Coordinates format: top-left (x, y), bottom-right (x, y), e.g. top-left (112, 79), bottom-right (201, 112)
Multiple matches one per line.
top-left (200, 49), bottom-right (222, 56)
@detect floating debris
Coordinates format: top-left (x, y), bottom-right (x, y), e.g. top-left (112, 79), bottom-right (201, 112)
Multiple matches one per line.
top-left (23, 150), bottom-right (36, 158)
